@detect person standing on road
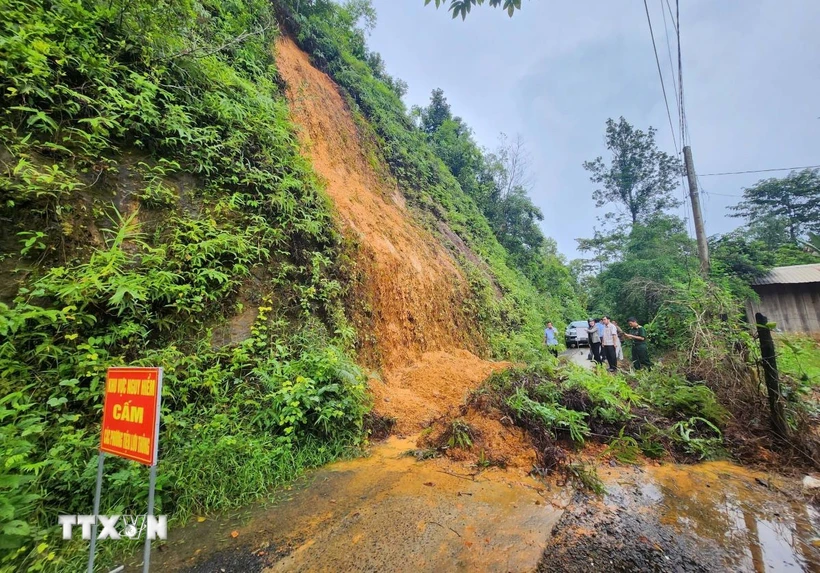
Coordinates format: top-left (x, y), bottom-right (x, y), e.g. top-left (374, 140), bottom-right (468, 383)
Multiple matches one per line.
top-left (586, 318), bottom-right (603, 364)
top-left (612, 319), bottom-right (625, 361)
top-left (624, 317), bottom-right (652, 370)
top-left (544, 321), bottom-right (559, 357)
top-left (600, 316), bottom-right (621, 372)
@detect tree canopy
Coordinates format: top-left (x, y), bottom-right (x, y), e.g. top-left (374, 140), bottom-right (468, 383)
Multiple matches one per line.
top-left (419, 88), bottom-right (452, 134)
top-left (729, 168), bottom-right (820, 242)
top-left (589, 215), bottom-right (696, 322)
top-left (417, 88), bottom-right (585, 318)
top-left (583, 117), bottom-right (681, 225)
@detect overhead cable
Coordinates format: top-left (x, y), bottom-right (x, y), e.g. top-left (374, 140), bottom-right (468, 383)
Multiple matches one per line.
top-left (699, 165), bottom-right (820, 177)
top-left (642, 0), bottom-right (679, 156)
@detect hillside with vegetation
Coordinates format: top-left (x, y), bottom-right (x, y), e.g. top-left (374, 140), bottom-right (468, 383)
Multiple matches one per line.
top-left (3, 0), bottom-right (820, 571)
top-left (0, 0), bottom-right (584, 570)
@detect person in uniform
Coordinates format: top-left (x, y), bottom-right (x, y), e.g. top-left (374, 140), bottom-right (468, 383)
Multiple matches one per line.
top-left (624, 317), bottom-right (652, 370)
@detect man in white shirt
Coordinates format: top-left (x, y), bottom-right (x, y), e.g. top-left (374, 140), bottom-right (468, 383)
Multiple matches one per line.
top-left (600, 316), bottom-right (621, 372)
top-left (544, 321), bottom-right (559, 357)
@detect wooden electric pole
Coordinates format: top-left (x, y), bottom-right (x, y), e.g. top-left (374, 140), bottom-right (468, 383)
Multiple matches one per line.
top-left (683, 145), bottom-right (709, 274)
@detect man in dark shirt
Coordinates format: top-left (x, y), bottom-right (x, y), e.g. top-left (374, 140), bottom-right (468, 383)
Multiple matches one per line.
top-left (624, 317), bottom-right (652, 370)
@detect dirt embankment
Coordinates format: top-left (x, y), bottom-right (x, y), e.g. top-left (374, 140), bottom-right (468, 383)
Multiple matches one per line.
top-left (275, 38), bottom-right (514, 441)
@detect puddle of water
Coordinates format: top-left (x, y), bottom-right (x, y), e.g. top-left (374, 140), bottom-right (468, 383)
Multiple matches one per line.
top-left (146, 437), bottom-right (569, 572)
top-left (608, 461), bottom-right (820, 572)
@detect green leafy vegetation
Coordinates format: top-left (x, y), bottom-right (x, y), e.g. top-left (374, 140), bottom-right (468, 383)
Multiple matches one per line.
top-left (424, 0), bottom-right (524, 20)
top-left (1, 0), bottom-right (589, 569)
top-left (778, 335), bottom-right (820, 386)
top-left (702, 169), bottom-right (818, 302)
top-left (507, 387), bottom-right (590, 444)
top-left (571, 115), bottom-right (819, 472)
top-left (481, 360), bottom-right (729, 477)
top-left (728, 169), bottom-right (820, 243)
top-left (634, 367), bottom-right (728, 426)
top-left (416, 93), bottom-right (586, 320)
top-left (1, 0), bottom-right (370, 569)
top-left (445, 419), bottom-right (475, 449)
top-left (3, 0), bottom-right (817, 569)
top-left (583, 117), bottom-right (681, 225)
top-left (601, 428), bottom-right (641, 465)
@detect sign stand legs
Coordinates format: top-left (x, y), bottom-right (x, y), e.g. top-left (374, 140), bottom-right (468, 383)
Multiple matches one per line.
top-left (143, 463), bottom-right (157, 573)
top-left (88, 452), bottom-right (105, 573)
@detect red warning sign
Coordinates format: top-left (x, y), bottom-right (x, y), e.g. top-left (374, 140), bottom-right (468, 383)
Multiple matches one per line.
top-left (100, 367), bottom-right (162, 466)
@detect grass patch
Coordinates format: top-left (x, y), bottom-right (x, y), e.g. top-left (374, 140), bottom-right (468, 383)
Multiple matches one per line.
top-left (778, 335), bottom-right (820, 386)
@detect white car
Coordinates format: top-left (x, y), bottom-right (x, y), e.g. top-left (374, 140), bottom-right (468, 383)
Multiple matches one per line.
top-left (564, 320), bottom-right (590, 348)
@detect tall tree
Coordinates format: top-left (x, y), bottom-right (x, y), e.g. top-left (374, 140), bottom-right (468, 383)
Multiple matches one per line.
top-left (592, 215), bottom-right (696, 321)
top-left (728, 169), bottom-right (820, 242)
top-left (420, 88), bottom-right (452, 134)
top-left (583, 117), bottom-right (681, 225)
top-left (491, 133), bottom-right (533, 200)
top-left (575, 226), bottom-right (628, 274)
top-left (482, 134), bottom-right (545, 261)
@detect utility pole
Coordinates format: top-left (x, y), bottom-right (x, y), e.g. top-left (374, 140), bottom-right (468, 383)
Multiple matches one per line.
top-left (683, 145), bottom-right (709, 274)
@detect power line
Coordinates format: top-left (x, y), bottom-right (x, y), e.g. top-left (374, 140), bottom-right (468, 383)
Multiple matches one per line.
top-left (642, 0), bottom-right (679, 156)
top-left (664, 0), bottom-right (692, 238)
top-left (675, 0), bottom-right (687, 149)
top-left (659, 0), bottom-right (680, 125)
top-left (663, 0), bottom-right (677, 28)
top-left (702, 190), bottom-right (743, 198)
top-left (699, 165), bottom-right (820, 177)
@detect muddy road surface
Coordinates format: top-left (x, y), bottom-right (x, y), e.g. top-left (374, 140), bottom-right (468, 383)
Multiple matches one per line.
top-left (140, 437), bottom-right (567, 573)
top-left (540, 461), bottom-right (820, 572)
top-left (125, 442), bottom-right (820, 573)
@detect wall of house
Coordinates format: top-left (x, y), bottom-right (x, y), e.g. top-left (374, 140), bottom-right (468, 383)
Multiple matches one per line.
top-left (746, 283), bottom-right (820, 333)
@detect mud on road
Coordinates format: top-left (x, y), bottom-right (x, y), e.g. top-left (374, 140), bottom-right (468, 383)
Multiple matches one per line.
top-left (539, 461), bottom-right (820, 572)
top-left (136, 454), bottom-right (820, 573)
top-left (539, 484), bottom-right (720, 572)
top-left (143, 437), bottom-right (567, 573)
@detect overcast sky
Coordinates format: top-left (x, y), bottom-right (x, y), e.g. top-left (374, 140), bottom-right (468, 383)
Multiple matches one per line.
top-left (366, 0), bottom-right (820, 259)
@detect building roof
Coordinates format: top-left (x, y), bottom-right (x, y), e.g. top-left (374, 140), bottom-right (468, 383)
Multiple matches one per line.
top-left (751, 263), bottom-right (820, 286)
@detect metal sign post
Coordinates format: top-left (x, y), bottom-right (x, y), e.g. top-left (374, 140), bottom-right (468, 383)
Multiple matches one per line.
top-left (142, 463), bottom-right (158, 572)
top-left (87, 367), bottom-right (163, 572)
top-left (87, 453), bottom-right (105, 573)
top-left (142, 367), bottom-right (163, 573)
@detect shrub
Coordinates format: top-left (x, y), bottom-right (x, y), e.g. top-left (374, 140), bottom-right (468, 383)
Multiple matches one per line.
top-left (506, 388), bottom-right (589, 444)
top-left (0, 0), bottom-right (368, 569)
top-left (634, 367), bottom-right (728, 426)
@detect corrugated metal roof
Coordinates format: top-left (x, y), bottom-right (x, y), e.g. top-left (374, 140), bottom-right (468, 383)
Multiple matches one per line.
top-left (751, 263), bottom-right (820, 285)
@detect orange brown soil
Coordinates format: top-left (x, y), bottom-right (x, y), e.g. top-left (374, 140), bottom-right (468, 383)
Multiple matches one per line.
top-left (274, 37), bottom-right (509, 440)
top-left (275, 37), bottom-right (482, 373)
top-left (365, 350), bottom-right (506, 433)
top-left (419, 404), bottom-right (538, 470)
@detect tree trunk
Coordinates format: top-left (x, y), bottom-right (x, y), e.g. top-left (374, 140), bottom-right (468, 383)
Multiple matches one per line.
top-left (755, 313), bottom-right (789, 440)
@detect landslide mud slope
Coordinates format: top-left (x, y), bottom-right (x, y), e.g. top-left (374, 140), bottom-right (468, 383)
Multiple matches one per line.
top-left (275, 37), bottom-right (498, 432)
